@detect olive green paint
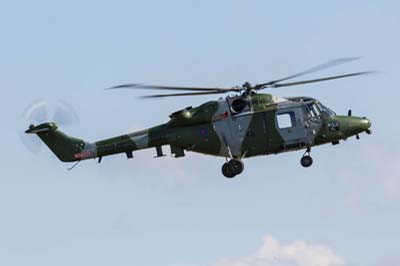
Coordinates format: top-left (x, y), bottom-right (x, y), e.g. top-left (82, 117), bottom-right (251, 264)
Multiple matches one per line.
top-left (26, 93), bottom-right (371, 165)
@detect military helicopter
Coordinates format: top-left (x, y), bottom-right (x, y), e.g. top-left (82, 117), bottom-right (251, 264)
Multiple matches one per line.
top-left (25, 57), bottom-right (373, 178)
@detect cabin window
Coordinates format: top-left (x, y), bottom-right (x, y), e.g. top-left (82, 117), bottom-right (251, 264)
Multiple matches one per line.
top-left (277, 112), bottom-right (295, 128)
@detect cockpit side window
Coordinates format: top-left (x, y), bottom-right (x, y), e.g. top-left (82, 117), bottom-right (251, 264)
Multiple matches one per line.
top-left (305, 102), bottom-right (320, 118)
top-left (312, 104), bottom-right (320, 116)
top-left (277, 111), bottom-right (296, 129)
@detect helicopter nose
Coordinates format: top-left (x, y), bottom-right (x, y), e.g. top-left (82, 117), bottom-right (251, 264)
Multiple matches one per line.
top-left (360, 117), bottom-right (372, 131)
top-left (347, 116), bottom-right (372, 135)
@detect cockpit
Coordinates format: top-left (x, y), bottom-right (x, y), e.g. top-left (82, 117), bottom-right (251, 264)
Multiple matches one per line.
top-left (304, 101), bottom-right (336, 119)
top-left (288, 97), bottom-right (336, 119)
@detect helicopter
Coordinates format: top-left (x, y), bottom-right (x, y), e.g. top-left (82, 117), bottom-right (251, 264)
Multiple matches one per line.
top-left (25, 57), bottom-right (373, 178)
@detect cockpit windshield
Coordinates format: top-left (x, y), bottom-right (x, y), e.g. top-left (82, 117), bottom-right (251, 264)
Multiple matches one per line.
top-left (304, 101), bottom-right (336, 119)
top-left (289, 97), bottom-right (336, 119)
top-left (317, 102), bottom-right (336, 117)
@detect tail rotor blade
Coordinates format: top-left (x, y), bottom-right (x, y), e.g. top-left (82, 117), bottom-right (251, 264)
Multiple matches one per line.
top-left (20, 99), bottom-right (51, 154)
top-left (20, 99), bottom-right (80, 154)
top-left (19, 131), bottom-right (42, 154)
top-left (52, 100), bottom-right (80, 127)
top-left (23, 99), bottom-right (49, 124)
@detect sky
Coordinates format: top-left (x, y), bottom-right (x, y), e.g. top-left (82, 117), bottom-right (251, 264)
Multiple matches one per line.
top-left (1, 1), bottom-right (399, 265)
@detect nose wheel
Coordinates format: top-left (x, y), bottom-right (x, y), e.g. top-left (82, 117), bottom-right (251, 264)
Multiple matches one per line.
top-left (222, 158), bottom-right (244, 178)
top-left (300, 148), bottom-right (313, 168)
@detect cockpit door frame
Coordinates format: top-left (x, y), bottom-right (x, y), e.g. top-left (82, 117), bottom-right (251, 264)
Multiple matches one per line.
top-left (300, 100), bottom-right (324, 145)
top-left (274, 105), bottom-right (308, 149)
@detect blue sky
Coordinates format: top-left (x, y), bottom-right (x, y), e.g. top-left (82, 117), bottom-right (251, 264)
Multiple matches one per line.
top-left (1, 1), bottom-right (399, 265)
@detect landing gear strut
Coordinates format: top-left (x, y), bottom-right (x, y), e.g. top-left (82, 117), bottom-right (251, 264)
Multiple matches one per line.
top-left (300, 147), bottom-right (313, 168)
top-left (222, 158), bottom-right (244, 178)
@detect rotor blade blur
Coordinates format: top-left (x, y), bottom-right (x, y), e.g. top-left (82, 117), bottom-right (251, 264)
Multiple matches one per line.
top-left (255, 57), bottom-right (361, 89)
top-left (140, 90), bottom-right (229, 98)
top-left (20, 99), bottom-right (80, 155)
top-left (19, 131), bottom-right (42, 154)
top-left (271, 71), bottom-right (376, 88)
top-left (23, 99), bottom-right (49, 124)
top-left (20, 99), bottom-right (49, 154)
top-left (109, 83), bottom-right (235, 92)
top-left (52, 100), bottom-right (80, 127)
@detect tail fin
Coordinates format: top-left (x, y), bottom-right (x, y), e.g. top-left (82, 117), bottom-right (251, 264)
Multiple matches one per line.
top-left (25, 122), bottom-right (95, 162)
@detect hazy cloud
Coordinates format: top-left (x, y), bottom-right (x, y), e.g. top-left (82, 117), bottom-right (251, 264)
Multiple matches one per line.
top-left (213, 235), bottom-right (344, 266)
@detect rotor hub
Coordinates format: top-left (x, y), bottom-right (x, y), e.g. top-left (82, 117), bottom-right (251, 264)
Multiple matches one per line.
top-left (242, 82), bottom-right (252, 90)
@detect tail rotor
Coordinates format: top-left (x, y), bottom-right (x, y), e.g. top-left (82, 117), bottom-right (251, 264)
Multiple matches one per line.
top-left (20, 99), bottom-right (80, 154)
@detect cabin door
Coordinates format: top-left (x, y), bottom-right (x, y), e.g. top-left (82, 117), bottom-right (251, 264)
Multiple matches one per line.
top-left (274, 107), bottom-right (308, 149)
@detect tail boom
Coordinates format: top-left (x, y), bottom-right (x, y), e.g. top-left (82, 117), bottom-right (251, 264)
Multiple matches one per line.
top-left (26, 123), bottom-right (169, 163)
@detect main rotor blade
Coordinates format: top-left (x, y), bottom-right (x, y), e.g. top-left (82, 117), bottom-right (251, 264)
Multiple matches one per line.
top-left (270, 71), bottom-right (375, 88)
top-left (255, 57), bottom-right (361, 89)
top-left (109, 83), bottom-right (236, 92)
top-left (140, 90), bottom-right (229, 98)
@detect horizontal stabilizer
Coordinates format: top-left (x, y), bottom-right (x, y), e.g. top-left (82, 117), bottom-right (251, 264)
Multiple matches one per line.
top-left (25, 122), bottom-right (58, 134)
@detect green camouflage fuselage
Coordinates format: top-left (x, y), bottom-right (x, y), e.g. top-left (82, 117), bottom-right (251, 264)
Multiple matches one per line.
top-left (26, 93), bottom-right (371, 163)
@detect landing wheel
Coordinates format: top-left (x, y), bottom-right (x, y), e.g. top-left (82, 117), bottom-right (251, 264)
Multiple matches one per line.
top-left (228, 159), bottom-right (244, 175)
top-left (300, 155), bottom-right (313, 168)
top-left (222, 163), bottom-right (235, 178)
top-left (221, 159), bottom-right (244, 178)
